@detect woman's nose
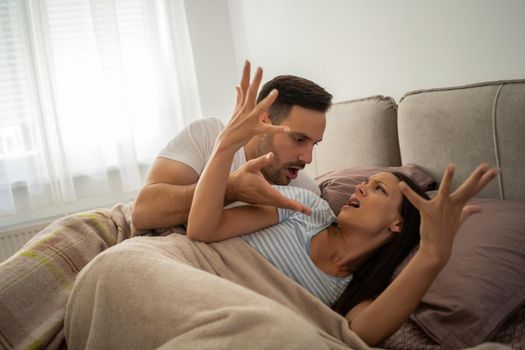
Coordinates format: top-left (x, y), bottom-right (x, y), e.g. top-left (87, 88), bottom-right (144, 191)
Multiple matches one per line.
top-left (356, 182), bottom-right (367, 196)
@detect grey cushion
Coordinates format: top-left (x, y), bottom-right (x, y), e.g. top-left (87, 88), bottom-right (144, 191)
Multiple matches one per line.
top-left (397, 80), bottom-right (525, 201)
top-left (308, 95), bottom-right (401, 178)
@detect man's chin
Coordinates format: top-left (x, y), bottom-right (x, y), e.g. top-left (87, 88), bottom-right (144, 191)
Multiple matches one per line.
top-left (282, 178), bottom-right (292, 185)
top-left (277, 174), bottom-right (292, 185)
top-left (267, 175), bottom-right (290, 186)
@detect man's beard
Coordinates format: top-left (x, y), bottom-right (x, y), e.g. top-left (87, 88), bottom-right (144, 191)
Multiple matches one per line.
top-left (257, 135), bottom-right (305, 185)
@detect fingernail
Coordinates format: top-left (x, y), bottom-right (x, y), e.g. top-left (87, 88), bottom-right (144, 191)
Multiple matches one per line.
top-left (266, 152), bottom-right (273, 160)
top-left (270, 89), bottom-right (278, 96)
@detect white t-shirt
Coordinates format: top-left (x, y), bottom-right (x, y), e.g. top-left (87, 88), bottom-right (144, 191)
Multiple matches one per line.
top-left (157, 117), bottom-right (321, 195)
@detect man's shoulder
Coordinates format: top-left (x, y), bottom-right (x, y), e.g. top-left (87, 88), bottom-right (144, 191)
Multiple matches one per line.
top-left (188, 117), bottom-right (225, 131)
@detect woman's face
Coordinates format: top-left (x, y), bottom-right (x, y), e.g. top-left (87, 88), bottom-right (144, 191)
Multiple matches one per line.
top-left (337, 172), bottom-right (404, 237)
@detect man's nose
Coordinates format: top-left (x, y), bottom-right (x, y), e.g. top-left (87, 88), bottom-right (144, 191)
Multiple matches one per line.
top-left (297, 145), bottom-right (313, 164)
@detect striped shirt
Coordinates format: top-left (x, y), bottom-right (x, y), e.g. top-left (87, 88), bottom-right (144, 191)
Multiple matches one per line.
top-left (241, 186), bottom-right (353, 306)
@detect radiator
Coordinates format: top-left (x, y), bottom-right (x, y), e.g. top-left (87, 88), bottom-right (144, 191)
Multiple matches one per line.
top-left (0, 222), bottom-right (51, 263)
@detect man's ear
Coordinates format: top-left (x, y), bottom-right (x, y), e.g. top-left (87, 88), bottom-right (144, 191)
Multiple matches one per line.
top-left (388, 218), bottom-right (403, 234)
top-left (259, 111), bottom-right (271, 124)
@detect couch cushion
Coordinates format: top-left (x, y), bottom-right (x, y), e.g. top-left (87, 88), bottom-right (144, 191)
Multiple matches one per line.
top-left (397, 79), bottom-right (525, 201)
top-left (308, 95), bottom-right (401, 178)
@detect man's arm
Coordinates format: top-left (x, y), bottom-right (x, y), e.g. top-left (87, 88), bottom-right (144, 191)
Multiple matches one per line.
top-left (132, 158), bottom-right (198, 230)
top-left (132, 155), bottom-right (314, 231)
top-left (132, 61), bottom-right (315, 231)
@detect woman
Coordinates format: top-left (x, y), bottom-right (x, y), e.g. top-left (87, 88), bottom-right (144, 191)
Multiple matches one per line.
top-left (186, 66), bottom-right (497, 346)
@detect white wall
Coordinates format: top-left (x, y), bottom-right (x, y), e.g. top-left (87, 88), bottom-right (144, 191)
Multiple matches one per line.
top-left (185, 0), bottom-right (525, 117)
top-left (184, 0), bottom-right (238, 121)
top-left (223, 0), bottom-right (525, 105)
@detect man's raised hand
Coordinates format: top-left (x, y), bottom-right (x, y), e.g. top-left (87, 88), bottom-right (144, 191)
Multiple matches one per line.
top-left (218, 60), bottom-right (290, 151)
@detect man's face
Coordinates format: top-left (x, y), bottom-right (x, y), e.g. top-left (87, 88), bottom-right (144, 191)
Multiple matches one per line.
top-left (258, 105), bottom-right (326, 185)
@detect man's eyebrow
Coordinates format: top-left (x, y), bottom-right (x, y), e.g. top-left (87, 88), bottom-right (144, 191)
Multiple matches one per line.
top-left (290, 131), bottom-right (322, 143)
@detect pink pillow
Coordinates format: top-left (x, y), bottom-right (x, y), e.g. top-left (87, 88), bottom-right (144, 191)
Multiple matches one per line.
top-left (316, 164), bottom-right (435, 215)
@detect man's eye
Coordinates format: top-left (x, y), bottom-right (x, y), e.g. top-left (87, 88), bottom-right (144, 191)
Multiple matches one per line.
top-left (294, 137), bottom-right (305, 143)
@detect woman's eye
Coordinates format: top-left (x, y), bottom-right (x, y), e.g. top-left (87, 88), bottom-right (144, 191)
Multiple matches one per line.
top-left (375, 185), bottom-right (385, 193)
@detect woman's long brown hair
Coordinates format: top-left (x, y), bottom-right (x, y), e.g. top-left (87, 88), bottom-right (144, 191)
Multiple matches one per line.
top-left (332, 171), bottom-right (430, 316)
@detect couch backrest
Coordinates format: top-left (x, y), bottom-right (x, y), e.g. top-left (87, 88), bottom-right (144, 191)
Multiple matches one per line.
top-left (307, 95), bottom-right (401, 178)
top-left (398, 80), bottom-right (525, 200)
top-left (309, 80), bottom-right (525, 201)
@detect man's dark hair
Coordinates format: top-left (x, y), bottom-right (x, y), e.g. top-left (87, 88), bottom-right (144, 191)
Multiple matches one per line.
top-left (257, 75), bottom-right (333, 124)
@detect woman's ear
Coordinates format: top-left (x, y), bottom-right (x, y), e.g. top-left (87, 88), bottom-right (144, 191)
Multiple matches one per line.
top-left (388, 218), bottom-right (403, 234)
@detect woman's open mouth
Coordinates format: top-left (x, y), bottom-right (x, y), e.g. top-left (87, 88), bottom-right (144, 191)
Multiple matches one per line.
top-left (347, 196), bottom-right (360, 208)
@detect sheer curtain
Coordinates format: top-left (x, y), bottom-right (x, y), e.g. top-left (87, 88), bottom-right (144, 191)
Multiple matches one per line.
top-left (0, 0), bottom-right (201, 228)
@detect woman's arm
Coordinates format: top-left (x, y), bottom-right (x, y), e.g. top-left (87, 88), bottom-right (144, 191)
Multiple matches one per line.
top-left (346, 251), bottom-right (443, 345)
top-left (345, 164), bottom-right (498, 346)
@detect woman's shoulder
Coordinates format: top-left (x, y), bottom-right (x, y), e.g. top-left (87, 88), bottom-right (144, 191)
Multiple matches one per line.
top-left (272, 185), bottom-right (323, 204)
top-left (273, 185), bottom-right (335, 221)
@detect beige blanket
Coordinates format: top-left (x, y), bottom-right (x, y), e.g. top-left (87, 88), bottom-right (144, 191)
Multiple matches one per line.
top-left (0, 203), bottom-right (367, 349)
top-left (64, 232), bottom-right (370, 349)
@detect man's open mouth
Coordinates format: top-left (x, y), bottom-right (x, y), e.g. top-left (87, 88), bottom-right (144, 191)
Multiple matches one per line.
top-left (287, 167), bottom-right (299, 179)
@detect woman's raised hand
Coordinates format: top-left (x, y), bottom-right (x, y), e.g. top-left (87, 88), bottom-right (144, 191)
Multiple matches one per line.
top-left (218, 61), bottom-right (290, 151)
top-left (398, 163), bottom-right (498, 264)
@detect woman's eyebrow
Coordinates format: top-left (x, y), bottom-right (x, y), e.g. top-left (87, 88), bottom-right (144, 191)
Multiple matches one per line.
top-left (370, 178), bottom-right (392, 191)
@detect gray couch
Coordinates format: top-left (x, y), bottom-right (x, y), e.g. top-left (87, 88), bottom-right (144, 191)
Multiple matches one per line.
top-left (307, 79), bottom-right (525, 349)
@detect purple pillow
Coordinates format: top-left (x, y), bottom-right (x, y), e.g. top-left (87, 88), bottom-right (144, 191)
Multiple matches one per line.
top-left (316, 164), bottom-right (435, 215)
top-left (411, 198), bottom-right (525, 349)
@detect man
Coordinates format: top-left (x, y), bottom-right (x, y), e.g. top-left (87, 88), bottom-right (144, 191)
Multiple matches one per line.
top-left (132, 61), bottom-right (332, 230)
top-left (0, 61), bottom-right (333, 349)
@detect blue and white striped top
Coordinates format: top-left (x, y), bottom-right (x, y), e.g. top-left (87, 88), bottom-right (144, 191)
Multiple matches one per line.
top-left (241, 186), bottom-right (353, 306)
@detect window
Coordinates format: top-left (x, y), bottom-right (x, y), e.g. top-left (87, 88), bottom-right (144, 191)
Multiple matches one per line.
top-left (0, 0), bottom-right (200, 227)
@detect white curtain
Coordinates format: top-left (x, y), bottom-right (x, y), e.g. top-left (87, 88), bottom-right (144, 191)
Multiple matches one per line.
top-left (0, 0), bottom-right (201, 228)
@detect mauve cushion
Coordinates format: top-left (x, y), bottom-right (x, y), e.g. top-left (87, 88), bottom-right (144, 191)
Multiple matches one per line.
top-left (316, 164), bottom-right (435, 215)
top-left (410, 198), bottom-right (525, 349)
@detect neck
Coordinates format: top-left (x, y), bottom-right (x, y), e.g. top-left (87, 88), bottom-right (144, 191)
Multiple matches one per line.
top-left (310, 224), bottom-right (390, 277)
